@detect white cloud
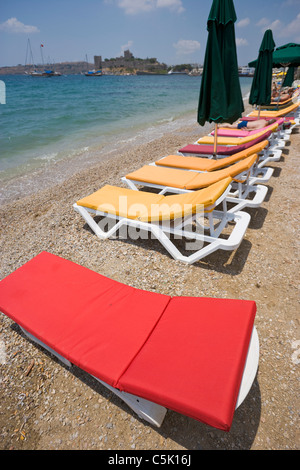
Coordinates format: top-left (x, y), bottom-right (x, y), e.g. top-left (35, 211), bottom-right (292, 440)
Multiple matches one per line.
top-left (236, 38), bottom-right (249, 47)
top-left (265, 19), bottom-right (282, 32)
top-left (120, 40), bottom-right (133, 55)
top-left (114, 0), bottom-right (184, 15)
top-left (117, 0), bottom-right (154, 14)
top-left (278, 13), bottom-right (300, 41)
top-left (0, 17), bottom-right (40, 34)
top-left (237, 18), bottom-right (250, 28)
top-left (173, 39), bottom-right (200, 55)
top-left (256, 18), bottom-right (269, 27)
top-left (281, 0), bottom-right (300, 5)
top-left (256, 18), bottom-right (282, 33)
top-left (157, 0), bottom-right (185, 13)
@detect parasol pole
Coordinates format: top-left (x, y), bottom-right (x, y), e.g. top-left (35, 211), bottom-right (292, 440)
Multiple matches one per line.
top-left (257, 105), bottom-right (261, 120)
top-left (275, 65), bottom-right (289, 109)
top-left (213, 123), bottom-right (218, 159)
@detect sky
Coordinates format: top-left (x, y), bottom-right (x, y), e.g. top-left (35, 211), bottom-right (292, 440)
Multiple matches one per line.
top-left (0, 0), bottom-right (300, 67)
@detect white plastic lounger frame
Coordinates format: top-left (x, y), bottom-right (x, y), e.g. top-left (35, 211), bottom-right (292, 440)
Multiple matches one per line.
top-left (73, 188), bottom-right (250, 265)
top-left (19, 325), bottom-right (259, 427)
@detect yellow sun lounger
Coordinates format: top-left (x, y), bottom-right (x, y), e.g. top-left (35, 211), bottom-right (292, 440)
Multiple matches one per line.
top-left (123, 154), bottom-right (269, 213)
top-left (248, 101), bottom-right (300, 119)
top-left (196, 123), bottom-right (279, 146)
top-left (73, 178), bottom-right (250, 264)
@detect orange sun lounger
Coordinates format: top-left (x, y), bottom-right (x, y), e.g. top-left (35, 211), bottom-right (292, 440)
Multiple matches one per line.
top-left (73, 178), bottom-right (251, 264)
top-left (248, 101), bottom-right (299, 118)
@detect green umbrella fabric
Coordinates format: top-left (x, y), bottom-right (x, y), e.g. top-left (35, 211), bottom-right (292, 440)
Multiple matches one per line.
top-left (249, 29), bottom-right (275, 106)
top-left (197, 0), bottom-right (244, 126)
top-left (283, 66), bottom-right (295, 87)
top-left (273, 43), bottom-right (300, 67)
top-left (249, 43), bottom-right (300, 67)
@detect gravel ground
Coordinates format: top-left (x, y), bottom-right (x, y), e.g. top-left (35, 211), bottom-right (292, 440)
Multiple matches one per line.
top-left (0, 117), bottom-right (299, 451)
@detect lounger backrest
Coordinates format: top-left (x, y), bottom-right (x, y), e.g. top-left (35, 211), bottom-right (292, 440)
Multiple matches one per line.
top-left (197, 127), bottom-right (276, 145)
top-left (213, 121), bottom-right (278, 137)
top-left (249, 101), bottom-right (299, 117)
top-left (185, 155), bottom-right (257, 190)
top-left (159, 140), bottom-right (267, 172)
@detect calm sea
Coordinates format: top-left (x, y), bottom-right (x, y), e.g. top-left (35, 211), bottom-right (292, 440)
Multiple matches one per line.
top-left (0, 74), bottom-right (252, 200)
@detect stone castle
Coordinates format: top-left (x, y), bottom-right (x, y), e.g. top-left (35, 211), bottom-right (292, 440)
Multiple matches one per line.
top-left (94, 50), bottom-right (167, 73)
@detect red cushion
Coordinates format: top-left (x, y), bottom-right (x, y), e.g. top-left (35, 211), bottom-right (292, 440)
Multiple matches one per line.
top-left (0, 252), bottom-right (170, 387)
top-left (119, 296), bottom-right (256, 431)
top-left (179, 143), bottom-right (247, 155)
top-left (0, 252), bottom-right (256, 431)
top-left (179, 130), bottom-right (272, 155)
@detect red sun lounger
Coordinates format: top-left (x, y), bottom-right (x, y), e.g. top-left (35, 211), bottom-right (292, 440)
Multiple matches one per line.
top-left (0, 252), bottom-right (259, 432)
top-left (179, 131), bottom-right (273, 156)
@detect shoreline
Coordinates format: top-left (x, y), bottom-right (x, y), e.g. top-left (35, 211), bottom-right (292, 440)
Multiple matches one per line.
top-left (0, 79), bottom-right (252, 207)
top-left (0, 110), bottom-right (202, 207)
top-left (1, 109), bottom-right (299, 450)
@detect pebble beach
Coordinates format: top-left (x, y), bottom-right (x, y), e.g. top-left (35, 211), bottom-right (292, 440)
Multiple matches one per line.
top-left (0, 111), bottom-right (299, 450)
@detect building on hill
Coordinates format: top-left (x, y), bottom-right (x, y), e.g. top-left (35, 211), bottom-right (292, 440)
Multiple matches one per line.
top-left (98, 50), bottom-right (167, 74)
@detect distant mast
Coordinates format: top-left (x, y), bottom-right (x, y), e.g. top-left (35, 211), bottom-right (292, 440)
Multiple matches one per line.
top-left (25, 41), bottom-right (61, 77)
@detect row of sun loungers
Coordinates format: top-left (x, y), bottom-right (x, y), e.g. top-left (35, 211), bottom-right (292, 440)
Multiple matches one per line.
top-left (0, 95), bottom-right (298, 433)
top-left (74, 101), bottom-right (299, 265)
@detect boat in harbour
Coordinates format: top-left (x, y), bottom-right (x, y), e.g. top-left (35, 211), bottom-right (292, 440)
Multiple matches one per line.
top-left (84, 70), bottom-right (102, 76)
top-left (83, 54), bottom-right (102, 76)
top-left (24, 40), bottom-right (61, 77)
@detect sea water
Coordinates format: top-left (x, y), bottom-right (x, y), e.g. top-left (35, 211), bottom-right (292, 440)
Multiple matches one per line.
top-left (0, 74), bottom-right (252, 202)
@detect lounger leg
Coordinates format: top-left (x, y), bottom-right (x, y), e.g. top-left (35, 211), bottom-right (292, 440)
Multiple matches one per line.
top-left (149, 211), bottom-right (250, 264)
top-left (73, 204), bottom-right (127, 240)
top-left (92, 377), bottom-right (167, 427)
top-left (20, 327), bottom-right (72, 367)
top-left (20, 327), bottom-right (167, 427)
top-left (226, 184), bottom-right (268, 213)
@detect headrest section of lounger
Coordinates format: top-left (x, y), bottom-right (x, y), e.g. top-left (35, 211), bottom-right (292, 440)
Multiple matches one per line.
top-left (155, 154), bottom-right (215, 171)
top-left (248, 101), bottom-right (299, 117)
top-left (179, 143), bottom-right (246, 155)
top-left (184, 154), bottom-right (257, 189)
top-left (213, 121), bottom-right (278, 137)
top-left (146, 177), bottom-right (232, 221)
top-left (197, 128), bottom-right (273, 145)
top-left (125, 165), bottom-right (199, 190)
top-left (156, 140), bottom-right (268, 172)
top-left (119, 296), bottom-right (256, 431)
top-left (0, 251), bottom-right (171, 388)
top-left (204, 140), bottom-right (268, 171)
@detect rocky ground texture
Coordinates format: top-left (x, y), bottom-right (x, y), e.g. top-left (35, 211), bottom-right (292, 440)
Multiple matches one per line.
top-left (0, 120), bottom-right (299, 450)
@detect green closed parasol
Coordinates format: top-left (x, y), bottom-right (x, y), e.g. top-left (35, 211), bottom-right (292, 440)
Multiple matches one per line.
top-left (197, 0), bottom-right (244, 156)
top-left (283, 66), bottom-right (295, 87)
top-left (249, 29), bottom-right (276, 117)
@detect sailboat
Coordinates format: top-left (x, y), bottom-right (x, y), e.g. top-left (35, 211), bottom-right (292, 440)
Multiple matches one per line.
top-left (84, 54), bottom-right (102, 76)
top-left (25, 40), bottom-right (61, 77)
